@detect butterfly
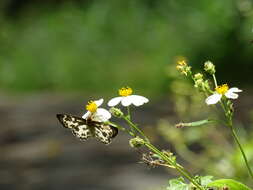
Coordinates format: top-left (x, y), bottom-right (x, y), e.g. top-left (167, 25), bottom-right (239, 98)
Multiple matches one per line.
top-left (56, 114), bottom-right (118, 144)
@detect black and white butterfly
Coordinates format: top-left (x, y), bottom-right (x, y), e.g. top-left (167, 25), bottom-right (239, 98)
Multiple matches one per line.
top-left (56, 114), bottom-right (118, 144)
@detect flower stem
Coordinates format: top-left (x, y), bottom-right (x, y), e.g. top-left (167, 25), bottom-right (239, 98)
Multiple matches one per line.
top-left (119, 116), bottom-right (204, 190)
top-left (144, 142), bottom-right (204, 190)
top-left (229, 123), bottom-right (253, 180)
top-left (212, 74), bottom-right (218, 88)
top-left (107, 121), bottom-right (135, 137)
top-left (127, 106), bottom-right (131, 120)
top-left (123, 115), bottom-right (150, 142)
top-left (218, 98), bottom-right (253, 180)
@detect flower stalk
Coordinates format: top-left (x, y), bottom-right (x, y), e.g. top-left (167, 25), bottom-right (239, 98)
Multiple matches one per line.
top-left (112, 116), bottom-right (205, 190)
top-left (212, 74), bottom-right (253, 180)
top-left (229, 123), bottom-right (253, 180)
top-left (176, 60), bottom-right (253, 182)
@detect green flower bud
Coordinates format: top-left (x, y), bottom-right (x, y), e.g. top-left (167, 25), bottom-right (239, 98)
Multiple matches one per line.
top-left (129, 136), bottom-right (145, 148)
top-left (194, 73), bottom-right (203, 80)
top-left (194, 79), bottom-right (203, 88)
top-left (204, 61), bottom-right (216, 75)
top-left (109, 107), bottom-right (123, 118)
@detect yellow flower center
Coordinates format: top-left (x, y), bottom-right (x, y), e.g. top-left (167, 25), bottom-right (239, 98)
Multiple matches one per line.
top-left (215, 84), bottom-right (229, 95)
top-left (119, 87), bottom-right (133, 96)
top-left (86, 101), bottom-right (97, 113)
top-left (177, 60), bottom-right (187, 66)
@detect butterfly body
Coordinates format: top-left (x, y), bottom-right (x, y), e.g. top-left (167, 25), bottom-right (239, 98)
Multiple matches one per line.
top-left (56, 114), bottom-right (118, 144)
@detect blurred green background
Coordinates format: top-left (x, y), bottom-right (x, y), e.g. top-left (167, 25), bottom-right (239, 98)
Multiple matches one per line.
top-left (0, 0), bottom-right (253, 190)
top-left (0, 0), bottom-right (252, 96)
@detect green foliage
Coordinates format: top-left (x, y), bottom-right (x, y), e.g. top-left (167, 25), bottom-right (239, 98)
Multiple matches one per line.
top-left (166, 177), bottom-right (252, 190)
top-left (167, 177), bottom-right (189, 190)
top-left (166, 176), bottom-right (214, 190)
top-left (0, 0), bottom-right (252, 94)
top-left (207, 179), bottom-right (252, 190)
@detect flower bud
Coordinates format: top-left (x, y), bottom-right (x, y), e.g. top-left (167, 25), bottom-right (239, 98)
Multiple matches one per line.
top-left (176, 60), bottom-right (192, 76)
top-left (194, 78), bottom-right (204, 89)
top-left (194, 73), bottom-right (203, 80)
top-left (129, 136), bottom-right (145, 148)
top-left (109, 107), bottom-right (123, 118)
top-left (204, 61), bottom-right (216, 75)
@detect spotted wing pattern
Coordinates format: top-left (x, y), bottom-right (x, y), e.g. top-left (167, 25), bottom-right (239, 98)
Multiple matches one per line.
top-left (56, 114), bottom-right (92, 141)
top-left (94, 123), bottom-right (118, 144)
top-left (56, 114), bottom-right (118, 144)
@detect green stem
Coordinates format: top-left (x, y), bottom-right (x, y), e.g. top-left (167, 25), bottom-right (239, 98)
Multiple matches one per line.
top-left (107, 121), bottom-right (135, 137)
top-left (229, 124), bottom-right (253, 180)
top-left (117, 114), bottom-right (204, 189)
top-left (212, 74), bottom-right (218, 88)
top-left (144, 142), bottom-right (204, 190)
top-left (127, 106), bottom-right (131, 120)
top-left (218, 98), bottom-right (253, 180)
top-left (123, 115), bottom-right (149, 142)
top-left (111, 120), bottom-right (204, 190)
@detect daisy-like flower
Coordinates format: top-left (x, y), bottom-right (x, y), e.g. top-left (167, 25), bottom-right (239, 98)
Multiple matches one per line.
top-left (82, 99), bottom-right (111, 122)
top-left (205, 84), bottom-right (242, 105)
top-left (108, 87), bottom-right (149, 107)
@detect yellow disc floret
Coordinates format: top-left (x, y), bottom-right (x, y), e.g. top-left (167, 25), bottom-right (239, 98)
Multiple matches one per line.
top-left (215, 84), bottom-right (229, 95)
top-left (119, 87), bottom-right (133, 97)
top-left (86, 101), bottom-right (97, 113)
top-left (177, 60), bottom-right (187, 66)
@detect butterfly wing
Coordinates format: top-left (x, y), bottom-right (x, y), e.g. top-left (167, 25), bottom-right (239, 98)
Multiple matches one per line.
top-left (56, 114), bottom-right (118, 144)
top-left (93, 122), bottom-right (118, 144)
top-left (56, 114), bottom-right (93, 141)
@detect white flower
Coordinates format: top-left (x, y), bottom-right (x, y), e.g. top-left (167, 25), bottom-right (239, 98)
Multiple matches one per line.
top-left (82, 98), bottom-right (111, 122)
top-left (108, 87), bottom-right (149, 107)
top-left (205, 84), bottom-right (242, 105)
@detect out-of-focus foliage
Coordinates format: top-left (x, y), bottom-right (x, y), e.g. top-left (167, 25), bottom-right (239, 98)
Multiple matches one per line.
top-left (166, 176), bottom-right (214, 190)
top-left (0, 0), bottom-right (252, 95)
top-left (207, 179), bottom-right (252, 190)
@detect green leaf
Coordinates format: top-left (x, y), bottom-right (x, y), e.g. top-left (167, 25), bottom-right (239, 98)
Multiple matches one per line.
top-left (175, 119), bottom-right (215, 128)
top-left (199, 176), bottom-right (213, 186)
top-left (167, 177), bottom-right (189, 190)
top-left (207, 179), bottom-right (252, 190)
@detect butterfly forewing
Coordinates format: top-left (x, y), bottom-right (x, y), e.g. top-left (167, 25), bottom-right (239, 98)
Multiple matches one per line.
top-left (56, 114), bottom-right (85, 129)
top-left (56, 114), bottom-right (118, 144)
top-left (57, 114), bottom-right (92, 141)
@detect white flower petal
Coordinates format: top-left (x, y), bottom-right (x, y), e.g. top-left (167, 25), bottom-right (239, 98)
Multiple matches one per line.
top-left (82, 111), bottom-right (91, 119)
top-left (130, 95), bottom-right (149, 106)
top-left (91, 108), bottom-right (111, 122)
top-left (107, 97), bottom-right (123, 107)
top-left (94, 98), bottom-right (104, 107)
top-left (225, 91), bottom-right (239, 99)
top-left (121, 96), bottom-right (133, 107)
top-left (228, 87), bottom-right (242, 93)
top-left (205, 93), bottom-right (222, 105)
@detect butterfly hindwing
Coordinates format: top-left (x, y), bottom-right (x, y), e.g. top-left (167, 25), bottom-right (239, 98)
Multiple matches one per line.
top-left (56, 114), bottom-right (118, 144)
top-left (71, 125), bottom-right (92, 141)
top-left (94, 123), bottom-right (118, 144)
